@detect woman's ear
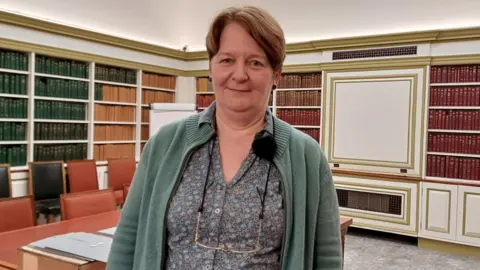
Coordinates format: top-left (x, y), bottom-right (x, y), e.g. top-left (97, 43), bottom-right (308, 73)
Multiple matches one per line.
top-left (273, 69), bottom-right (282, 88)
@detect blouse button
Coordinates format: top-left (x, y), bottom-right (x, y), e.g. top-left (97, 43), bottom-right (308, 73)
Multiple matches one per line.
top-left (214, 208), bottom-right (221, 214)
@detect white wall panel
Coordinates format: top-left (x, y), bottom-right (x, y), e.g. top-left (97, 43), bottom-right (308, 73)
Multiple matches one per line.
top-left (323, 68), bottom-right (425, 176)
top-left (176, 76), bottom-right (197, 104)
top-left (431, 40), bottom-right (480, 56)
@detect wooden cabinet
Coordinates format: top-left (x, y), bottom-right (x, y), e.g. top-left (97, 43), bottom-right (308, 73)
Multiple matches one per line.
top-left (421, 182), bottom-right (457, 240)
top-left (421, 183), bottom-right (480, 247)
top-left (457, 186), bottom-right (480, 247)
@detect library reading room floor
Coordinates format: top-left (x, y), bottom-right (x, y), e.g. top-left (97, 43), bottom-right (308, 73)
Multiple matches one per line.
top-left (344, 228), bottom-right (480, 270)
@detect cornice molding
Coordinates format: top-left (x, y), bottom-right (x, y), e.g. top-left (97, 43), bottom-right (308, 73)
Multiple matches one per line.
top-left (0, 37), bottom-right (187, 76)
top-left (1, 10), bottom-right (480, 61)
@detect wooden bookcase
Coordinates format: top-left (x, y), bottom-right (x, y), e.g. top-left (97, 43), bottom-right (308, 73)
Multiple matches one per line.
top-left (0, 49), bottom-right (29, 168)
top-left (140, 71), bottom-right (176, 152)
top-left (426, 64), bottom-right (480, 184)
top-left (194, 72), bottom-right (323, 143)
top-left (274, 72), bottom-right (322, 142)
top-left (0, 47), bottom-right (178, 169)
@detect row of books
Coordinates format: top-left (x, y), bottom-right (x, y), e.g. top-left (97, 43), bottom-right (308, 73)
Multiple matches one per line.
top-left (95, 84), bottom-right (136, 103)
top-left (94, 143), bottom-right (135, 161)
top-left (0, 145), bottom-right (26, 166)
top-left (34, 123), bottom-right (87, 141)
top-left (276, 91), bottom-right (321, 106)
top-left (35, 56), bottom-right (88, 79)
top-left (0, 122), bottom-right (26, 141)
top-left (297, 128), bottom-right (320, 142)
top-left (34, 144), bottom-right (88, 162)
top-left (142, 73), bottom-right (176, 89)
top-left (142, 90), bottom-right (174, 105)
top-left (94, 125), bottom-right (135, 141)
top-left (428, 134), bottom-right (480, 154)
top-left (276, 109), bottom-right (321, 126)
top-left (0, 73), bottom-right (27, 95)
top-left (0, 50), bottom-right (28, 71)
top-left (429, 87), bottom-right (480, 106)
top-left (196, 77), bottom-right (212, 92)
top-left (0, 98), bottom-right (27, 118)
top-left (141, 126), bottom-right (149, 140)
top-left (94, 104), bottom-right (135, 122)
top-left (95, 65), bottom-right (136, 84)
top-left (428, 110), bottom-right (480, 130)
top-left (34, 101), bottom-right (86, 120)
top-left (278, 73), bottom-right (322, 89)
top-left (430, 65), bottom-right (480, 83)
top-left (141, 108), bottom-right (149, 122)
top-left (35, 77), bottom-right (88, 100)
top-left (427, 155), bottom-right (480, 180)
top-left (196, 95), bottom-right (215, 108)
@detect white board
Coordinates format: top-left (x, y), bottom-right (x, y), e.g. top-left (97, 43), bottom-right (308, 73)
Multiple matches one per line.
top-left (149, 103), bottom-right (198, 137)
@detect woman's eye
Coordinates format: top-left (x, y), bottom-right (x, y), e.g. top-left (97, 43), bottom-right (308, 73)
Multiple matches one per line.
top-left (251, 60), bottom-right (264, 67)
top-left (220, 58), bottom-right (232, 63)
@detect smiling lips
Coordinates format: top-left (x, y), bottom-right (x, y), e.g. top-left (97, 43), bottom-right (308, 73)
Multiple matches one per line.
top-left (228, 88), bottom-right (251, 92)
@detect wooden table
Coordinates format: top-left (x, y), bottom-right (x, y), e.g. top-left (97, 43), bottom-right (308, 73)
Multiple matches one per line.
top-left (0, 211), bottom-right (353, 270)
top-left (340, 216), bottom-right (354, 268)
top-left (0, 210), bottom-right (120, 270)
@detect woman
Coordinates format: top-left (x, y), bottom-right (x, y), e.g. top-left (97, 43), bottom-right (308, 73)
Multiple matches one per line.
top-left (107, 5), bottom-right (342, 270)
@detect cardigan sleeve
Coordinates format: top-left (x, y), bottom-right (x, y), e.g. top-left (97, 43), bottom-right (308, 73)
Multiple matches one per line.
top-left (106, 142), bottom-right (151, 270)
top-left (313, 156), bottom-right (343, 269)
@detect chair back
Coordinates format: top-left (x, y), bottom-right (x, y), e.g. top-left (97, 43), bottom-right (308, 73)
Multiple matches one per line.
top-left (66, 160), bottom-right (99, 193)
top-left (108, 158), bottom-right (136, 205)
top-left (0, 196), bottom-right (36, 233)
top-left (0, 164), bottom-right (11, 199)
top-left (28, 161), bottom-right (66, 201)
top-left (60, 189), bottom-right (116, 220)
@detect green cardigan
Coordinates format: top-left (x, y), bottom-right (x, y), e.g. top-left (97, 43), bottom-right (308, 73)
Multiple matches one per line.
top-left (106, 113), bottom-right (343, 270)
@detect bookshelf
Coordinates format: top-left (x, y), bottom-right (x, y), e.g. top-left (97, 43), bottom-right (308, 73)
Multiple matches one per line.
top-left (140, 71), bottom-right (176, 152)
top-left (195, 76), bottom-right (214, 111)
top-left (0, 49), bottom-right (29, 167)
top-left (194, 73), bottom-right (323, 142)
top-left (33, 54), bottom-right (89, 162)
top-left (274, 72), bottom-right (322, 142)
top-left (426, 64), bottom-right (480, 183)
top-left (93, 64), bottom-right (137, 161)
top-left (0, 46), bottom-right (180, 169)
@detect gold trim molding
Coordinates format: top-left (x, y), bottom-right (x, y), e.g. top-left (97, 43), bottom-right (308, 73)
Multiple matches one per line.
top-left (2, 10), bottom-right (480, 61)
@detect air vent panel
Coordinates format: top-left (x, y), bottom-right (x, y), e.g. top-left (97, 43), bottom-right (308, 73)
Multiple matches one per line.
top-left (332, 46), bottom-right (417, 60)
top-left (336, 188), bottom-right (402, 215)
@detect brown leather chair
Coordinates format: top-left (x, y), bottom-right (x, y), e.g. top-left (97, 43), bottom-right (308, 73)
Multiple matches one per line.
top-left (60, 189), bottom-right (116, 220)
top-left (0, 196), bottom-right (36, 233)
top-left (66, 160), bottom-right (99, 193)
top-left (0, 164), bottom-right (12, 199)
top-left (123, 184), bottom-right (130, 201)
top-left (107, 158), bottom-right (136, 205)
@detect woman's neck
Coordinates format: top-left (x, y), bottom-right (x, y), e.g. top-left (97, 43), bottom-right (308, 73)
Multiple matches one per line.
top-left (215, 105), bottom-right (265, 139)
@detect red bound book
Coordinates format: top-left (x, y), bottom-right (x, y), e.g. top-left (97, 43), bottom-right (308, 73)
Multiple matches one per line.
top-left (433, 156), bottom-right (438, 177)
top-left (449, 134), bottom-right (455, 153)
top-left (442, 67), bottom-right (447, 83)
top-left (461, 67), bottom-right (465, 82)
top-left (430, 67), bottom-right (436, 83)
top-left (468, 135), bottom-right (473, 154)
top-left (427, 155), bottom-right (432, 176)
top-left (477, 135), bottom-right (480, 155)
top-left (467, 159), bottom-right (473, 180)
top-left (469, 66), bottom-right (473, 82)
top-left (428, 111), bottom-right (434, 129)
top-left (453, 157), bottom-right (459, 178)
top-left (432, 134), bottom-right (438, 152)
top-left (458, 158), bottom-right (464, 179)
top-left (473, 159), bottom-right (480, 180)
top-left (446, 88), bottom-right (451, 106)
top-left (441, 156), bottom-right (447, 177)
top-left (467, 112), bottom-right (473, 130)
top-left (445, 156), bottom-right (451, 178)
top-left (429, 134), bottom-right (434, 151)
top-left (430, 88), bottom-right (435, 106)
top-left (477, 65), bottom-right (480, 81)
top-left (440, 134), bottom-right (445, 152)
top-left (446, 112), bottom-right (452, 129)
top-left (464, 87), bottom-right (469, 106)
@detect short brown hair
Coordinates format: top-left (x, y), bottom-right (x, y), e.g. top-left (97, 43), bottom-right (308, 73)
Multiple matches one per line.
top-left (206, 6), bottom-right (286, 72)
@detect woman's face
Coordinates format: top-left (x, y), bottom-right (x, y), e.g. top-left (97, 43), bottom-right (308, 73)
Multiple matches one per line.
top-left (210, 22), bottom-right (279, 114)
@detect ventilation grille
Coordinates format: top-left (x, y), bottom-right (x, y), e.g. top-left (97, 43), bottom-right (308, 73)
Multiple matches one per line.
top-left (332, 46), bottom-right (417, 60)
top-left (336, 189), bottom-right (402, 215)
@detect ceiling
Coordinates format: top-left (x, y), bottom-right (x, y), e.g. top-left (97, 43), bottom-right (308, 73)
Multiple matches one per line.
top-left (1, 0), bottom-right (480, 52)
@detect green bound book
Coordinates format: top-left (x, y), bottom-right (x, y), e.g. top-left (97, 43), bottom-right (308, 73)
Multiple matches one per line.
top-left (21, 54), bottom-right (27, 71)
top-left (20, 75), bottom-right (26, 95)
top-left (4, 75), bottom-right (9, 94)
top-left (0, 74), bottom-right (3, 93)
top-left (14, 75), bottom-right (20, 94)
